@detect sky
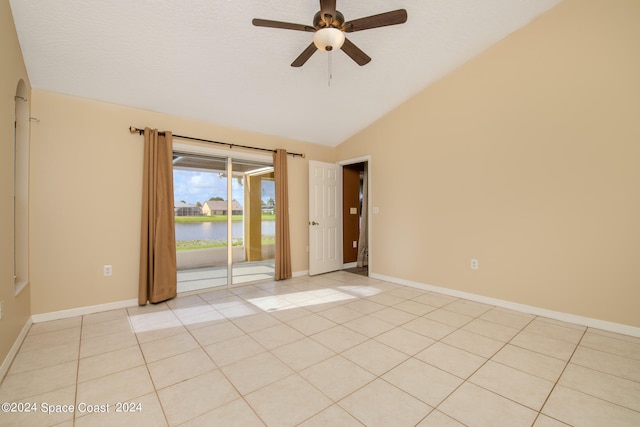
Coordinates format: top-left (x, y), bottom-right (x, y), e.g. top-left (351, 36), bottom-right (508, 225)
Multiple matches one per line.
top-left (173, 170), bottom-right (275, 205)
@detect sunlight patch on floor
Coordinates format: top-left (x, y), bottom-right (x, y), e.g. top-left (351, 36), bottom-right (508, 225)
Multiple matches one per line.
top-left (247, 289), bottom-right (357, 312)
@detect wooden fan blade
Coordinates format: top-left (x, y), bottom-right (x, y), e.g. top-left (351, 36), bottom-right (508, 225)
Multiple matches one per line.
top-left (291, 43), bottom-right (318, 67)
top-left (343, 9), bottom-right (407, 33)
top-left (341, 38), bottom-right (371, 66)
top-left (320, 0), bottom-right (337, 23)
top-left (252, 18), bottom-right (315, 32)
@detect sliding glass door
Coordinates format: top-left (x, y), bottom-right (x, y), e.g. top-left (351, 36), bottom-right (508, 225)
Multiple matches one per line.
top-left (232, 160), bottom-right (276, 285)
top-left (172, 149), bottom-right (275, 292)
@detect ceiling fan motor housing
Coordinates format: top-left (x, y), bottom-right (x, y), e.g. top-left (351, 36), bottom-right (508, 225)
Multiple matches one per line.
top-left (313, 11), bottom-right (345, 30)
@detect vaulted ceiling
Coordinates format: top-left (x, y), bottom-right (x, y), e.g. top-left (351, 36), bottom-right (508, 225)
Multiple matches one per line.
top-left (10, 0), bottom-right (562, 146)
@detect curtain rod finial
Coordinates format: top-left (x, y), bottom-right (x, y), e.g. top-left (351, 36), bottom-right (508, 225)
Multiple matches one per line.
top-left (129, 126), bottom-right (138, 133)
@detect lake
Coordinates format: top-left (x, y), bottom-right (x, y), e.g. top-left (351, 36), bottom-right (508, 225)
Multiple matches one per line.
top-left (175, 221), bottom-right (275, 241)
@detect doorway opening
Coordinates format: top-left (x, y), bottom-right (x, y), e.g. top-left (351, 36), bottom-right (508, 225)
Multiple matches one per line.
top-left (340, 158), bottom-right (370, 277)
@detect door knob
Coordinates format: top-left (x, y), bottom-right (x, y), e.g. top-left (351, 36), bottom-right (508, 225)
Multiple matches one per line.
top-left (309, 221), bottom-right (319, 226)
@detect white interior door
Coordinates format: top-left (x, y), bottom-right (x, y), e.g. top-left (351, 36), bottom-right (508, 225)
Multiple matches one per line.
top-left (309, 160), bottom-right (343, 276)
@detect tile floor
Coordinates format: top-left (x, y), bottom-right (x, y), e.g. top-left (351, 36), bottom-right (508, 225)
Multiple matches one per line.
top-left (1, 271), bottom-right (639, 426)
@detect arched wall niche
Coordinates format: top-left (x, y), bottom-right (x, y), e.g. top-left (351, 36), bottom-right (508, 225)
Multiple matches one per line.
top-left (14, 78), bottom-right (30, 294)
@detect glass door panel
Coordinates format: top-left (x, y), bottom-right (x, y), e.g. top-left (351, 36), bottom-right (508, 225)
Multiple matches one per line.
top-left (173, 153), bottom-right (228, 292)
top-left (231, 159), bottom-right (276, 285)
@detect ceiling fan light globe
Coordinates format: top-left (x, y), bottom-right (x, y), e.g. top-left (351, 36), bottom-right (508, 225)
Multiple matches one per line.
top-left (313, 27), bottom-right (345, 52)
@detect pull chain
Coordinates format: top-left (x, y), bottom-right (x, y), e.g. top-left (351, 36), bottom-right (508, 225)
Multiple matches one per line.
top-left (328, 51), bottom-right (333, 87)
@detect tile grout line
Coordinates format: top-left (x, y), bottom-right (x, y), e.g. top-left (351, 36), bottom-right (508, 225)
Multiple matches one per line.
top-left (0, 321), bottom-right (35, 386)
top-left (545, 327), bottom-right (640, 415)
top-left (318, 282), bottom-right (496, 426)
top-left (127, 304), bottom-right (172, 427)
top-left (72, 315), bottom-right (84, 426)
top-left (236, 281), bottom-right (351, 424)
top-left (86, 285), bottom-right (368, 425)
top-left (529, 325), bottom-right (588, 426)
top-left (249, 279), bottom-right (491, 425)
top-left (72, 288), bottom-right (472, 424)
top-left (426, 314), bottom-right (539, 426)
top-left (419, 307), bottom-right (502, 410)
top-left (261, 283), bottom-right (476, 425)
top-left (176, 293), bottom-right (271, 426)
top-left (571, 330), bottom-right (640, 381)
top-left (232, 279), bottom-right (402, 425)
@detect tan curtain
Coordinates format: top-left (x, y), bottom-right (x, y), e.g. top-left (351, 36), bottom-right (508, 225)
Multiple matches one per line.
top-left (138, 128), bottom-right (177, 305)
top-left (274, 149), bottom-right (292, 280)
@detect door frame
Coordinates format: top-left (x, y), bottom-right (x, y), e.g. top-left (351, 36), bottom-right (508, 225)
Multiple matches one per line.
top-left (337, 155), bottom-right (372, 275)
top-left (173, 142), bottom-right (275, 289)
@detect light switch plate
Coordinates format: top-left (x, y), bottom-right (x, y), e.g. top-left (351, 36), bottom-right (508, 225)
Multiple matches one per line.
top-left (350, 207), bottom-right (357, 215)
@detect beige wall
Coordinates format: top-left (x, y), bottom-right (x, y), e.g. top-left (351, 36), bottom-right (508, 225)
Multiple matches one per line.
top-left (0, 0), bottom-right (32, 367)
top-left (6, 0), bottom-right (640, 338)
top-left (337, 0), bottom-right (640, 327)
top-left (29, 91), bottom-right (334, 314)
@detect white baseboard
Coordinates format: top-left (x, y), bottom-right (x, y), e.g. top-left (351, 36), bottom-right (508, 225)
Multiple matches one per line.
top-left (370, 273), bottom-right (640, 338)
top-left (32, 272), bottom-right (313, 324)
top-left (292, 270), bottom-right (308, 278)
top-left (342, 262), bottom-right (357, 269)
top-left (31, 299), bottom-right (139, 323)
top-left (1, 317), bottom-right (32, 382)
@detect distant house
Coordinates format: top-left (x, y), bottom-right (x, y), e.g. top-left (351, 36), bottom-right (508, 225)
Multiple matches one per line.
top-left (174, 201), bottom-right (201, 216)
top-left (202, 200), bottom-right (243, 216)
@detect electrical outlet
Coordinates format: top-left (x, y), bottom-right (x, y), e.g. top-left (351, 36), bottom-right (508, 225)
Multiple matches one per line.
top-left (470, 259), bottom-right (479, 270)
top-left (104, 265), bottom-right (113, 276)
top-left (353, 240), bottom-right (357, 248)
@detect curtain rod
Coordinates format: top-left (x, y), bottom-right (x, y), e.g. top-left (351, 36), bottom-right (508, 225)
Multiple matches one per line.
top-left (129, 126), bottom-right (304, 158)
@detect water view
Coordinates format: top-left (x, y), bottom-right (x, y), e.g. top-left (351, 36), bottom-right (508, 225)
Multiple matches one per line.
top-left (175, 221), bottom-right (275, 241)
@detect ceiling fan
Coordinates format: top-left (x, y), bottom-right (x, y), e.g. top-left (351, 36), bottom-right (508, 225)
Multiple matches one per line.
top-left (252, 0), bottom-right (408, 67)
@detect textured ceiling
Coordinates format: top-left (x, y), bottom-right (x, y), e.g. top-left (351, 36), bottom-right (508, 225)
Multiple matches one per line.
top-left (10, 0), bottom-right (562, 146)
